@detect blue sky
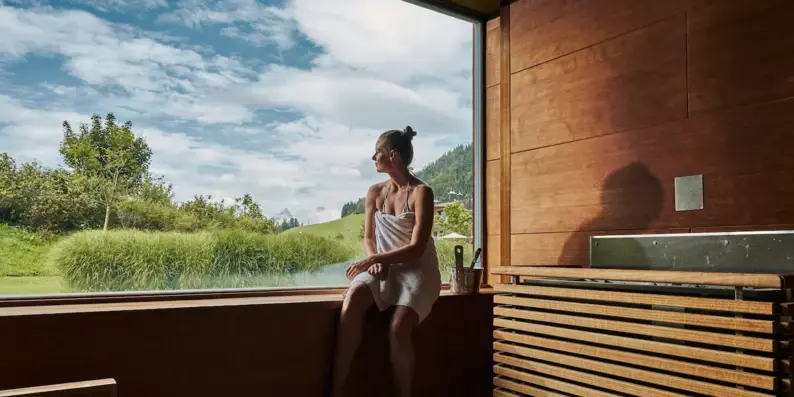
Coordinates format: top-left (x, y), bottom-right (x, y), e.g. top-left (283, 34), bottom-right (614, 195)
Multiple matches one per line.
top-left (0, 0), bottom-right (473, 224)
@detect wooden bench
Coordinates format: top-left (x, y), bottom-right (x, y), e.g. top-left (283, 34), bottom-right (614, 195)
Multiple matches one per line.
top-left (0, 379), bottom-right (116, 397)
top-left (492, 266), bottom-right (794, 397)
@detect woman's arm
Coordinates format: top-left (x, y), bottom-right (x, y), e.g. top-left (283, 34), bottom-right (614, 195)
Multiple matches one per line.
top-left (363, 184), bottom-right (379, 257)
top-left (345, 184), bottom-right (382, 280)
top-left (370, 185), bottom-right (434, 266)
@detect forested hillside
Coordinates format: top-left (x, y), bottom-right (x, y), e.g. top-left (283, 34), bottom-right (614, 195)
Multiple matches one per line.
top-left (340, 144), bottom-right (472, 217)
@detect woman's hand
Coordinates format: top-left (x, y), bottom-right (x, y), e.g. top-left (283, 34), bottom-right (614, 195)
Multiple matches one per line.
top-left (346, 257), bottom-right (375, 280)
top-left (367, 263), bottom-right (388, 278)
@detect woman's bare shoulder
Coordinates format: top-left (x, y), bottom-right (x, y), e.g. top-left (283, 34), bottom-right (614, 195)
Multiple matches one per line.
top-left (367, 182), bottom-right (387, 198)
top-left (412, 183), bottom-right (434, 196)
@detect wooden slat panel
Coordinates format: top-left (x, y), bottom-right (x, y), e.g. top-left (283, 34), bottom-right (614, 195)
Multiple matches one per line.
top-left (495, 294), bottom-right (774, 333)
top-left (495, 318), bottom-right (774, 371)
top-left (494, 284), bottom-right (775, 315)
top-left (0, 380), bottom-right (116, 397)
top-left (485, 17), bottom-right (500, 88)
top-left (495, 353), bottom-right (687, 397)
top-left (494, 330), bottom-right (775, 390)
top-left (511, 98), bottom-right (794, 235)
top-left (511, 229), bottom-right (688, 267)
top-left (495, 342), bottom-right (772, 396)
top-left (494, 307), bottom-right (774, 352)
top-left (510, 15), bottom-right (686, 152)
top-left (491, 266), bottom-right (784, 288)
top-left (493, 387), bottom-right (524, 397)
top-left (688, 0), bottom-right (794, 114)
top-left (494, 364), bottom-right (620, 397)
top-left (486, 86), bottom-right (500, 161)
top-left (494, 377), bottom-right (568, 397)
top-left (486, 159), bottom-right (500, 234)
top-left (509, 0), bottom-right (702, 73)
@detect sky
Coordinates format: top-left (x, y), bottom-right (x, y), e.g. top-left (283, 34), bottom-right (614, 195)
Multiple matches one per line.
top-left (0, 0), bottom-right (473, 224)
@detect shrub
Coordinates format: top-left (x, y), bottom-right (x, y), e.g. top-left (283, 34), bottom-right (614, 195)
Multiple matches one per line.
top-left (51, 230), bottom-right (358, 291)
top-left (116, 199), bottom-right (180, 231)
top-left (1, 161), bottom-right (104, 231)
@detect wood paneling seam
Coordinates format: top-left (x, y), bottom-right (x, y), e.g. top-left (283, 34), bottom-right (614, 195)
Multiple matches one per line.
top-left (509, 11), bottom-right (690, 76)
top-left (499, 3), bottom-right (511, 278)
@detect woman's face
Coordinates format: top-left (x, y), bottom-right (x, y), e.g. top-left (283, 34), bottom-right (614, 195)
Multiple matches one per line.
top-left (372, 139), bottom-right (393, 173)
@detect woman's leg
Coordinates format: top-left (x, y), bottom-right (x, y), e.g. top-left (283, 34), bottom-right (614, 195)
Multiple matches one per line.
top-left (330, 282), bottom-right (374, 397)
top-left (389, 306), bottom-right (419, 397)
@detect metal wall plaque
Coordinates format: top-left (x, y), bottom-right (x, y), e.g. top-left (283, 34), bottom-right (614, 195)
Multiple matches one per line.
top-left (675, 174), bottom-right (704, 211)
top-left (591, 231), bottom-right (794, 274)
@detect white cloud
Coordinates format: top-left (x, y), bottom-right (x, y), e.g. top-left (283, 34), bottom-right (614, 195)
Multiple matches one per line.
top-left (159, 0), bottom-right (295, 49)
top-left (0, 95), bottom-right (87, 165)
top-left (0, 0), bottom-right (473, 222)
top-left (0, 4), bottom-right (256, 123)
top-left (229, 65), bottom-right (469, 135)
top-left (289, 0), bottom-right (472, 84)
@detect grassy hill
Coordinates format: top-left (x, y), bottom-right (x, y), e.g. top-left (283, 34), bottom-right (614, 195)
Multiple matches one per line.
top-left (0, 225), bottom-right (67, 294)
top-left (284, 214), bottom-right (366, 260)
top-left (0, 224), bottom-right (59, 277)
top-left (284, 214), bottom-right (365, 239)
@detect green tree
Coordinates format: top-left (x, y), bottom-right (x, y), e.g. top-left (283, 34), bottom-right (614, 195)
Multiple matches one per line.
top-left (0, 154), bottom-right (16, 217)
top-left (60, 113), bottom-right (152, 231)
top-left (434, 201), bottom-right (472, 237)
top-left (234, 193), bottom-right (263, 219)
top-left (279, 217), bottom-right (301, 232)
top-left (135, 175), bottom-right (174, 206)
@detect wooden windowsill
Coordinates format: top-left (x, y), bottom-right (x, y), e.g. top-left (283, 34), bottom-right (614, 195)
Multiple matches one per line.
top-left (0, 288), bottom-right (494, 318)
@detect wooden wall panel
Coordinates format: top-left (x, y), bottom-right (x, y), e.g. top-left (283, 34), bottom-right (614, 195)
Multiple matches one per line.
top-left (485, 17), bottom-right (500, 88)
top-left (0, 295), bottom-right (493, 397)
top-left (485, 86), bottom-right (500, 161)
top-left (509, 0), bottom-right (702, 73)
top-left (486, 159), bottom-right (501, 235)
top-left (511, 98), bottom-right (794, 234)
top-left (487, 234), bottom-right (501, 279)
top-left (510, 16), bottom-right (687, 153)
top-left (485, 0), bottom-right (794, 267)
top-left (688, 0), bottom-right (794, 114)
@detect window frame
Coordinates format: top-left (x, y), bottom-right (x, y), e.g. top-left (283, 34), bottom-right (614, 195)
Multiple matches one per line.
top-left (0, 3), bottom-right (487, 307)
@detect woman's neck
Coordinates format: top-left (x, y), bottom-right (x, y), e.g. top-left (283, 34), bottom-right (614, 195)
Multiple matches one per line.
top-left (388, 168), bottom-right (411, 189)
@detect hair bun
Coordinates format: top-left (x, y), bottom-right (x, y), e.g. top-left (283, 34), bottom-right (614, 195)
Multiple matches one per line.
top-left (403, 126), bottom-right (417, 139)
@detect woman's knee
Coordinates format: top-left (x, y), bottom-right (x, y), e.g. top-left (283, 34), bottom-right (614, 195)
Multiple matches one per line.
top-left (341, 282), bottom-right (373, 316)
top-left (389, 307), bottom-right (418, 344)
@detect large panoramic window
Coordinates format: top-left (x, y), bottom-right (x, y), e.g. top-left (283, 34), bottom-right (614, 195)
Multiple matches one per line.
top-left (0, 0), bottom-right (477, 296)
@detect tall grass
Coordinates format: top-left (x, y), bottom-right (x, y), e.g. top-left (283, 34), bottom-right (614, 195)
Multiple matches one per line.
top-left (50, 230), bottom-right (357, 291)
top-left (435, 239), bottom-right (473, 272)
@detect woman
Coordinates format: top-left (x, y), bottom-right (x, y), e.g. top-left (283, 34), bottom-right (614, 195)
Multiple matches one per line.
top-left (330, 126), bottom-right (441, 397)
